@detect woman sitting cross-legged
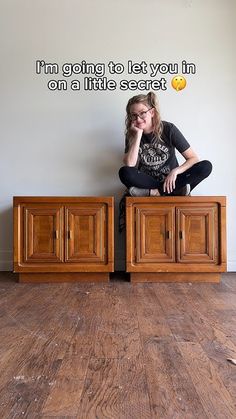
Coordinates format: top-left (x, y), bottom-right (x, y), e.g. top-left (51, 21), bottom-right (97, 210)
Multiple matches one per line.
top-left (119, 91), bottom-right (212, 197)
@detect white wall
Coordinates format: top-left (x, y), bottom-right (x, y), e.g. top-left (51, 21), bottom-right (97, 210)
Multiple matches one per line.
top-left (0, 0), bottom-right (235, 271)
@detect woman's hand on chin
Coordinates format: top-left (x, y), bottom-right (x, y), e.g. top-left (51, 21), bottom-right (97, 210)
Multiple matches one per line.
top-left (130, 123), bottom-right (143, 137)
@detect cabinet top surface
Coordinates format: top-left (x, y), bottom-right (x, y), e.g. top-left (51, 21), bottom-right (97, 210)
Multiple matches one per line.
top-left (126, 196), bottom-right (226, 205)
top-left (13, 196), bottom-right (114, 205)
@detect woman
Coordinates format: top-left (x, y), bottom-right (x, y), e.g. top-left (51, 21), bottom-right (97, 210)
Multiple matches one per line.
top-left (119, 91), bottom-right (212, 196)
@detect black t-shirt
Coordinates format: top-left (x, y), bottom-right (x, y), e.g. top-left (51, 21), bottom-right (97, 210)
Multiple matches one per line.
top-left (125, 121), bottom-right (190, 182)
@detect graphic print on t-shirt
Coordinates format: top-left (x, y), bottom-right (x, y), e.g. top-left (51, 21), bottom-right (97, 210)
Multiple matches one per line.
top-left (138, 140), bottom-right (171, 180)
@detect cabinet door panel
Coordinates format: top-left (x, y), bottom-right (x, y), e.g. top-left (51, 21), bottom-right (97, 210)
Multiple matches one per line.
top-left (177, 205), bottom-right (218, 263)
top-left (24, 205), bottom-right (64, 263)
top-left (65, 204), bottom-right (106, 263)
top-left (135, 204), bottom-right (175, 263)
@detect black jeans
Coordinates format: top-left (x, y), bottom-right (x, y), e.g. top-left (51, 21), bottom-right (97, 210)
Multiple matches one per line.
top-left (119, 160), bottom-right (212, 195)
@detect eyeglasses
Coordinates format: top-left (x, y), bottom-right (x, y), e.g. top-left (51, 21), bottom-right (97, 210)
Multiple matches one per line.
top-left (129, 108), bottom-right (153, 121)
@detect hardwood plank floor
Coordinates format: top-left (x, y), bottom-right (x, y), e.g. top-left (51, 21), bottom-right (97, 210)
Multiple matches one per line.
top-left (0, 272), bottom-right (235, 418)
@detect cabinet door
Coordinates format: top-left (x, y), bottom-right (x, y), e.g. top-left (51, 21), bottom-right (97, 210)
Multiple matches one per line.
top-left (135, 204), bottom-right (175, 263)
top-left (65, 204), bottom-right (107, 263)
top-left (176, 205), bottom-right (218, 263)
top-left (24, 205), bottom-right (64, 263)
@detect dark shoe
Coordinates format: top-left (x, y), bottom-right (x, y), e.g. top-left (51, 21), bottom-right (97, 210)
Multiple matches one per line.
top-left (129, 187), bottom-right (150, 197)
top-left (176, 184), bottom-right (191, 196)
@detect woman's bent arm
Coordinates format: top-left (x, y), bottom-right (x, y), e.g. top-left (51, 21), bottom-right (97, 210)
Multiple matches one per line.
top-left (123, 128), bottom-right (143, 166)
top-left (163, 147), bottom-right (199, 193)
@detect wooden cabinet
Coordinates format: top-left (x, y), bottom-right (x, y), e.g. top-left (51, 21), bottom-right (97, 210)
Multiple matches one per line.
top-left (14, 197), bottom-right (114, 283)
top-left (126, 196), bottom-right (226, 283)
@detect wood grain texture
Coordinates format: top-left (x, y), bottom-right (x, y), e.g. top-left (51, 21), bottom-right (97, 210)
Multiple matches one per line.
top-left (42, 284), bottom-right (101, 417)
top-left (132, 284), bottom-right (207, 418)
top-left (178, 342), bottom-right (236, 418)
top-left (77, 355), bottom-right (151, 419)
top-left (0, 272), bottom-right (235, 418)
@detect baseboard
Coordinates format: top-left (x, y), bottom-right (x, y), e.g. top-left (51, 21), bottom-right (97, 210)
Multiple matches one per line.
top-left (0, 251), bottom-right (12, 271)
top-left (227, 261), bottom-right (236, 272)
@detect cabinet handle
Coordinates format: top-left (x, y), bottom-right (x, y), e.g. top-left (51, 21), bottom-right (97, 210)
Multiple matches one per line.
top-left (166, 230), bottom-right (171, 239)
top-left (54, 230), bottom-right (59, 239)
top-left (179, 231), bottom-right (183, 239)
top-left (68, 230), bottom-right (72, 239)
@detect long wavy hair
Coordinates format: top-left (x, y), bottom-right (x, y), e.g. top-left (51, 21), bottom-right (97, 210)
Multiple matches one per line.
top-left (125, 91), bottom-right (163, 141)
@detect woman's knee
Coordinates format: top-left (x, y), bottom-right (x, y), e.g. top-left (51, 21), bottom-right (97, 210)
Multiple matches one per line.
top-left (200, 160), bottom-right (213, 176)
top-left (193, 160), bottom-right (212, 179)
